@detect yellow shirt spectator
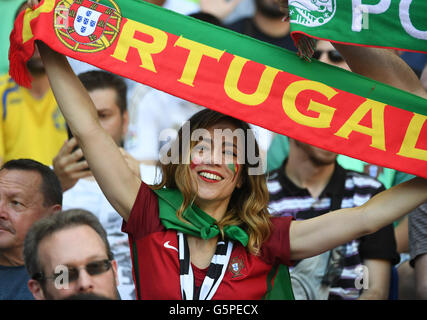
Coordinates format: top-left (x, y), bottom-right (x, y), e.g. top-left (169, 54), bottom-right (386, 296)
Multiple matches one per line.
top-left (0, 74), bottom-right (67, 166)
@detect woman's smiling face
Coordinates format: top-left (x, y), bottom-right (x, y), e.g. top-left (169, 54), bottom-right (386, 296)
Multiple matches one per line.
top-left (189, 120), bottom-right (244, 205)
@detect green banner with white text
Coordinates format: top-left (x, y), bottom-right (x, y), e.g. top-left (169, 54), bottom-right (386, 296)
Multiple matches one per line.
top-left (288, 0), bottom-right (427, 54)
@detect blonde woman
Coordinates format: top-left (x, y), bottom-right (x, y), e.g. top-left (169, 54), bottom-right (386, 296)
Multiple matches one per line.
top-left (34, 43), bottom-right (426, 300)
top-left (28, 0), bottom-right (427, 298)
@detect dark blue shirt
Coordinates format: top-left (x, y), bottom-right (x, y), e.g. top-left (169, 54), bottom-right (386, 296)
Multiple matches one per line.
top-left (0, 265), bottom-right (34, 300)
top-left (226, 17), bottom-right (298, 52)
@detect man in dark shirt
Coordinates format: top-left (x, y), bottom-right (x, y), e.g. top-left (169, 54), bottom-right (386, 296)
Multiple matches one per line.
top-left (199, 0), bottom-right (298, 52)
top-left (227, 0), bottom-right (297, 51)
top-left (267, 141), bottom-right (400, 299)
top-left (0, 159), bottom-right (62, 300)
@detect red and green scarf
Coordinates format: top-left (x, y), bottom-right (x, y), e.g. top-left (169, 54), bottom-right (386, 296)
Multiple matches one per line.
top-left (9, 0), bottom-right (427, 179)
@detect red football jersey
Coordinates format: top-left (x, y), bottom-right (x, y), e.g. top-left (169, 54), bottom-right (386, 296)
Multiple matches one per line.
top-left (122, 183), bottom-right (293, 300)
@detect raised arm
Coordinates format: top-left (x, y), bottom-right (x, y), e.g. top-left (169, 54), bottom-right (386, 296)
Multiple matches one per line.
top-left (333, 43), bottom-right (427, 99)
top-left (38, 42), bottom-right (140, 221)
top-left (290, 177), bottom-right (427, 260)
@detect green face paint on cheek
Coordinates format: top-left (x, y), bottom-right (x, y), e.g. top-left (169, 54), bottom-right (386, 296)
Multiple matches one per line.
top-left (227, 163), bottom-right (238, 176)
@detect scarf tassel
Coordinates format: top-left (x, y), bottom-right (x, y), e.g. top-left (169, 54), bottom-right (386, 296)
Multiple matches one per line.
top-left (292, 33), bottom-right (317, 62)
top-left (8, 12), bottom-right (34, 88)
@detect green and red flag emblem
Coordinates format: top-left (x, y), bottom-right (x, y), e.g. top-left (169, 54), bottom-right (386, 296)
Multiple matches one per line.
top-left (54, 0), bottom-right (121, 52)
top-left (63, 0), bottom-right (116, 43)
top-left (228, 256), bottom-right (245, 278)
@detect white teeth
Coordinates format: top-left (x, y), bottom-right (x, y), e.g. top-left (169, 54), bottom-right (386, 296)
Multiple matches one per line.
top-left (198, 172), bottom-right (222, 181)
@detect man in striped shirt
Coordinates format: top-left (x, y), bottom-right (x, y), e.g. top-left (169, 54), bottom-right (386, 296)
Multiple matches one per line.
top-left (267, 139), bottom-right (400, 300)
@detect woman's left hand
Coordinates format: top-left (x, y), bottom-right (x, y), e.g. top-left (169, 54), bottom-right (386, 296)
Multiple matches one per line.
top-left (26, 0), bottom-right (40, 9)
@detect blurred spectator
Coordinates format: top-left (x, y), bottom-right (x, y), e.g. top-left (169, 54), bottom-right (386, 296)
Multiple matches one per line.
top-left (162, 0), bottom-right (199, 15)
top-left (268, 130), bottom-right (415, 188)
top-left (53, 71), bottom-right (157, 300)
top-left (408, 202), bottom-right (427, 299)
top-left (0, 1), bottom-right (67, 166)
top-left (125, 88), bottom-right (204, 165)
top-left (400, 52), bottom-right (427, 78)
top-left (226, 0), bottom-right (296, 51)
top-left (404, 66), bottom-right (427, 296)
top-left (223, 0), bottom-right (255, 24)
top-left (267, 138), bottom-right (399, 299)
top-left (25, 209), bottom-right (120, 300)
top-left (0, 159), bottom-right (62, 300)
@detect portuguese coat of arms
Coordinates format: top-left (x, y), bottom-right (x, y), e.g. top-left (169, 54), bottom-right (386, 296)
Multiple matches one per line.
top-left (228, 256), bottom-right (245, 278)
top-left (54, 0), bottom-right (122, 52)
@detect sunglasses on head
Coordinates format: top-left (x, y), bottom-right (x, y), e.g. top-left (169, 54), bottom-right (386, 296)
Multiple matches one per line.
top-left (33, 259), bottom-right (113, 283)
top-left (312, 50), bottom-right (344, 63)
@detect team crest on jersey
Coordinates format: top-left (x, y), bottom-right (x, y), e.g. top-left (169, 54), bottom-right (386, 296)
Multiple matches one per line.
top-left (289, 0), bottom-right (336, 27)
top-left (228, 257), bottom-right (245, 278)
top-left (54, 0), bottom-right (122, 52)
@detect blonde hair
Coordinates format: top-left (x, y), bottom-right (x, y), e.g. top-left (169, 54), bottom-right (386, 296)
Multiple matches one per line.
top-left (152, 109), bottom-right (271, 255)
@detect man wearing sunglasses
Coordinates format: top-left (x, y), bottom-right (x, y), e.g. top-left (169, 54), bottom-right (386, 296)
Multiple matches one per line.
top-left (312, 41), bottom-right (347, 67)
top-left (24, 209), bottom-right (120, 300)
